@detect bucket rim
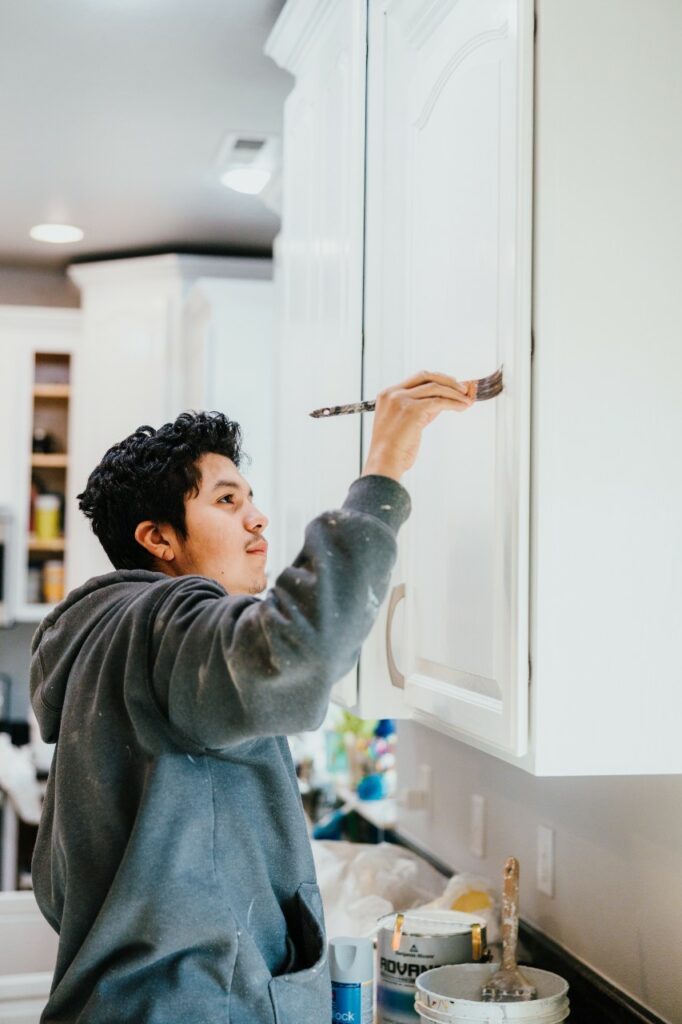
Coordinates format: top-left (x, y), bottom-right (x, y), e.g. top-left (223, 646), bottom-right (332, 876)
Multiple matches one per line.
top-left (415, 963), bottom-right (569, 1005)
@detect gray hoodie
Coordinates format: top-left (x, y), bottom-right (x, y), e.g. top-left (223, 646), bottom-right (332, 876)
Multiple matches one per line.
top-left (30, 474), bottom-right (411, 1024)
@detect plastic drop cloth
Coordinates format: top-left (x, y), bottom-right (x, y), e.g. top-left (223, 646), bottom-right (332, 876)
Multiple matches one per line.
top-left (312, 840), bottom-right (448, 939)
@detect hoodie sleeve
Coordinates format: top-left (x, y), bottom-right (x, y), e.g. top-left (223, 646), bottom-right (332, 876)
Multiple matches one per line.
top-left (148, 474), bottom-right (411, 752)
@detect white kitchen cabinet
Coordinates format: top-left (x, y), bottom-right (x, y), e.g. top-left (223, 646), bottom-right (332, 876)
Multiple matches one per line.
top-left (363, 0), bottom-right (533, 754)
top-left (181, 274), bottom-right (277, 576)
top-left (265, 0), bottom-right (368, 708)
top-left (67, 254), bottom-right (271, 592)
top-left (267, 0), bottom-right (682, 775)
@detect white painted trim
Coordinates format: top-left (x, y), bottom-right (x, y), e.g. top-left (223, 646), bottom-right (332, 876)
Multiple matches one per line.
top-left (0, 308), bottom-right (81, 331)
top-left (264, 0), bottom-right (339, 75)
top-left (68, 254), bottom-right (272, 290)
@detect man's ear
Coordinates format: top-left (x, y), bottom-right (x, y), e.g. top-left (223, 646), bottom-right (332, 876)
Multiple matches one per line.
top-left (134, 521), bottom-right (176, 563)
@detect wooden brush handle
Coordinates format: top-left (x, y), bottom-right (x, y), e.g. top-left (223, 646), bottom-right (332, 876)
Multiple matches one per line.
top-left (501, 857), bottom-right (520, 972)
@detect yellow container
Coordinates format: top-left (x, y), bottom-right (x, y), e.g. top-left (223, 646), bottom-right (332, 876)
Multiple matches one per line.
top-left (35, 494), bottom-right (61, 539)
top-left (43, 560), bottom-right (65, 603)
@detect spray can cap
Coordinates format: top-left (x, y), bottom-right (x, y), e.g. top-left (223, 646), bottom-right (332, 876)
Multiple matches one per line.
top-left (328, 936), bottom-right (374, 984)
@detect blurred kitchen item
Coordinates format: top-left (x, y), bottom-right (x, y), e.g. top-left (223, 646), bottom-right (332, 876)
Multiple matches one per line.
top-left (42, 561), bottom-right (64, 604)
top-left (31, 428), bottom-right (55, 454)
top-left (481, 858), bottom-right (537, 1002)
top-left (376, 910), bottom-right (487, 1024)
top-left (0, 675), bottom-right (11, 721)
top-left (418, 873), bottom-right (500, 945)
top-left (0, 734), bottom-right (42, 825)
top-left (29, 708), bottom-right (54, 774)
top-left (0, 508), bottom-right (14, 626)
top-left (27, 566), bottom-right (42, 604)
top-left (415, 964), bottom-right (569, 1023)
top-left (34, 495), bottom-right (60, 540)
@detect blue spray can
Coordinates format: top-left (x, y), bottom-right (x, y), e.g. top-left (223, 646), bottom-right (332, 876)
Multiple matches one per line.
top-left (329, 936), bottom-right (374, 1024)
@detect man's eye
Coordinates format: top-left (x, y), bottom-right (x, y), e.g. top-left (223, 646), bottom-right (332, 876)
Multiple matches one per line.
top-left (218, 495), bottom-right (235, 504)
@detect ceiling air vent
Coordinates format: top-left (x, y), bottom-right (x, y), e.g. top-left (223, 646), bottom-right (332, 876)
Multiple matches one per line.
top-left (215, 131), bottom-right (282, 204)
top-left (216, 132), bottom-right (278, 170)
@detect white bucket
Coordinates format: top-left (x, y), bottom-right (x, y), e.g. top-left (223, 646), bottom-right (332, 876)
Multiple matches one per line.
top-left (415, 964), bottom-right (569, 1024)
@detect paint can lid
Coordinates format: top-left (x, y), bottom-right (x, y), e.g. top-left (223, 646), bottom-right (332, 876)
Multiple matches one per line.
top-left (377, 909), bottom-right (487, 938)
top-left (329, 936), bottom-right (374, 984)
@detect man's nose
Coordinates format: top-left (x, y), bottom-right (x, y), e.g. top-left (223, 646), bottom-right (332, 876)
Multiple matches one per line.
top-left (247, 507), bottom-right (269, 531)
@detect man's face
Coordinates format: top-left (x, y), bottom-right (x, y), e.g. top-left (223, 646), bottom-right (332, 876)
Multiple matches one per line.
top-left (163, 452), bottom-right (269, 595)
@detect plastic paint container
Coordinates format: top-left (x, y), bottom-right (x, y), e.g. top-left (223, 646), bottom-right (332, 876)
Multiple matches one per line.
top-left (330, 936), bottom-right (374, 1024)
top-left (415, 963), bottom-right (569, 1024)
top-left (376, 911), bottom-right (487, 1024)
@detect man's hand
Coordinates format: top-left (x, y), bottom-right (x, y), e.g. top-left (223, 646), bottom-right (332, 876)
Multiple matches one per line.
top-left (361, 370), bottom-right (475, 482)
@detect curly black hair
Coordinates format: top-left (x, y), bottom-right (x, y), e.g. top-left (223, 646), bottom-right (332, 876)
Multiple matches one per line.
top-left (77, 410), bottom-right (247, 571)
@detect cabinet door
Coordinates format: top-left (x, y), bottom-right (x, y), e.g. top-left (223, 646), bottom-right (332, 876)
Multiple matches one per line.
top-left (368, 0), bottom-right (533, 753)
top-left (269, 1), bottom-right (368, 707)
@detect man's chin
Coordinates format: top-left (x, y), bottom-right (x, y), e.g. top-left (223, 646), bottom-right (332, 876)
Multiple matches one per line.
top-left (249, 574), bottom-right (268, 596)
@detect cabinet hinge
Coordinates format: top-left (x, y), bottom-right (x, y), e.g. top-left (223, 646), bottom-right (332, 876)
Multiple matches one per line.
top-left (534, 11), bottom-right (537, 38)
top-left (531, 330), bottom-right (535, 358)
top-left (528, 653), bottom-right (532, 684)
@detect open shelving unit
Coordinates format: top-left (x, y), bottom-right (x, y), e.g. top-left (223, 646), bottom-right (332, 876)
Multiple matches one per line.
top-left (24, 353), bottom-right (72, 615)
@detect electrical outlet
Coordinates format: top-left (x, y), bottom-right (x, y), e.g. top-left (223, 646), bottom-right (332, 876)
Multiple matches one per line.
top-left (470, 794), bottom-right (486, 858)
top-left (537, 824), bottom-right (555, 897)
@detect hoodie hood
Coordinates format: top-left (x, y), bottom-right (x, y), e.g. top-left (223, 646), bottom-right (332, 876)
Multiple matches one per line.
top-left (30, 569), bottom-right (167, 743)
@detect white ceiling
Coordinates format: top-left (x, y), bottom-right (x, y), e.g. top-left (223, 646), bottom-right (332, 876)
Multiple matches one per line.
top-left (0, 0), bottom-right (291, 269)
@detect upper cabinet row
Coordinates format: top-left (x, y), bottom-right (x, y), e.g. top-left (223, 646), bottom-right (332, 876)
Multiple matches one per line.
top-left (265, 0), bottom-right (682, 775)
top-left (0, 256), bottom-right (276, 621)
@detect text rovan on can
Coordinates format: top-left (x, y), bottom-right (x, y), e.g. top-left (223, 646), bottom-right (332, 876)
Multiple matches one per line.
top-left (376, 910), bottom-right (487, 1024)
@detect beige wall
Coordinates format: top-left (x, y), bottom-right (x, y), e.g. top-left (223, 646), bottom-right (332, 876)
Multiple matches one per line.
top-left (396, 722), bottom-right (681, 1023)
top-left (0, 265), bottom-right (79, 308)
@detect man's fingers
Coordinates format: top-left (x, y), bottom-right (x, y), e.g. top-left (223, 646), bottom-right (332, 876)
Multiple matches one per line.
top-left (397, 381), bottom-right (474, 406)
top-left (421, 396), bottom-right (475, 416)
top-left (396, 369), bottom-right (470, 396)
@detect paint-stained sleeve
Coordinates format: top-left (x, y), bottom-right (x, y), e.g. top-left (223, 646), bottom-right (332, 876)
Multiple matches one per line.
top-left (148, 475), bottom-right (411, 752)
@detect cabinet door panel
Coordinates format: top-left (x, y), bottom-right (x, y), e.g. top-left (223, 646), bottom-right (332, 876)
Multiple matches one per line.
top-left (379, 0), bottom-right (533, 753)
top-left (270, 1), bottom-right (367, 708)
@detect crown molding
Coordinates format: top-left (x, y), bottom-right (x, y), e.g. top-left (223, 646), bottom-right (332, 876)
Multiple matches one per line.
top-left (67, 254), bottom-right (272, 292)
top-left (264, 0), bottom-right (339, 76)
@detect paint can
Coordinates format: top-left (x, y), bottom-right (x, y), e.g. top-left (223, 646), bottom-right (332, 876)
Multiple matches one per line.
top-left (415, 963), bottom-right (569, 1023)
top-left (376, 910), bottom-right (488, 1024)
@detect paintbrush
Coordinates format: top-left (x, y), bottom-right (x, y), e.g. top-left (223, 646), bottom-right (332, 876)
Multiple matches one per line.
top-left (309, 367), bottom-right (503, 418)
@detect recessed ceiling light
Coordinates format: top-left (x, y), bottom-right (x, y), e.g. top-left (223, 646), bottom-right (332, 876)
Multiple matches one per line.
top-left (220, 168), bottom-right (271, 195)
top-left (30, 224), bottom-right (84, 244)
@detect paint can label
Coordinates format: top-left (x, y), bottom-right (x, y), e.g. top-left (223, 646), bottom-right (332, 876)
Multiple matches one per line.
top-left (332, 979), bottom-right (373, 1024)
top-left (376, 913), bottom-right (487, 1024)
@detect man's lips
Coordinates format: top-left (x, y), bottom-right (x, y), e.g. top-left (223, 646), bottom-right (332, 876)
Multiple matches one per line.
top-left (246, 543), bottom-right (268, 556)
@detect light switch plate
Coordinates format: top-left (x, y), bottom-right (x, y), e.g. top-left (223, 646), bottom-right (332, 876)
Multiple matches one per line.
top-left (537, 824), bottom-right (555, 897)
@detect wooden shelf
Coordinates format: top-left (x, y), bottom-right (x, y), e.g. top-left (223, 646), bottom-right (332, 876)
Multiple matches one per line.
top-left (28, 534), bottom-right (66, 553)
top-left (33, 384), bottom-right (70, 399)
top-left (31, 453), bottom-right (68, 468)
